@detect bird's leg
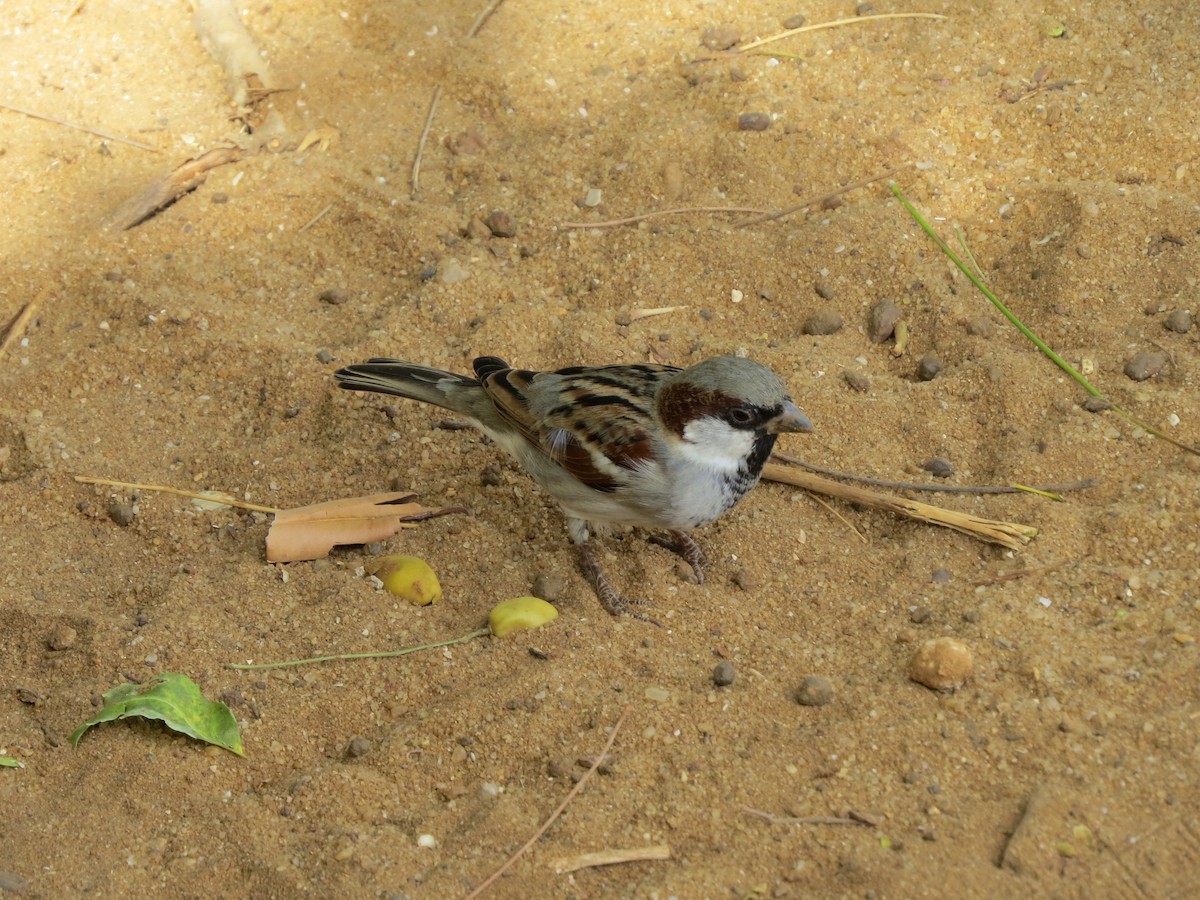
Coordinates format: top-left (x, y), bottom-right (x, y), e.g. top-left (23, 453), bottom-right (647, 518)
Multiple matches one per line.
top-left (648, 530), bottom-right (708, 585)
top-left (570, 519), bottom-right (660, 624)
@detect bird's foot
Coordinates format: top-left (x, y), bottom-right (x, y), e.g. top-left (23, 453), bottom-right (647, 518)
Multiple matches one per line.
top-left (577, 540), bottom-right (662, 626)
top-left (648, 530), bottom-right (708, 585)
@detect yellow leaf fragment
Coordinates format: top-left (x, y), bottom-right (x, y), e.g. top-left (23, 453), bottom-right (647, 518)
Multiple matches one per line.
top-left (489, 596), bottom-right (559, 637)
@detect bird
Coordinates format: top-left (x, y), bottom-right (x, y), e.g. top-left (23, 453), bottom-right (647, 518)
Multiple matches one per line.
top-left (333, 355), bottom-right (812, 618)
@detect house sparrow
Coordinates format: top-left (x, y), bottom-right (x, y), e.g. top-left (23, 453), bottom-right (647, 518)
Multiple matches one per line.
top-left (334, 355), bottom-right (811, 618)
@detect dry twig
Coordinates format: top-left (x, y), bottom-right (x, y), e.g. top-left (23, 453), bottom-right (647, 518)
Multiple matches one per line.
top-left (466, 706), bottom-right (631, 898)
top-left (103, 145), bottom-right (246, 230)
top-left (738, 13), bottom-right (947, 52)
top-left (0, 101), bottom-right (159, 152)
top-left (743, 807), bottom-right (876, 827)
top-left (560, 205), bottom-right (771, 230)
top-left (411, 85), bottom-right (442, 194)
top-left (466, 0), bottom-right (507, 38)
top-left (552, 845), bottom-right (671, 874)
top-left (0, 288), bottom-right (50, 361)
top-left (734, 166), bottom-right (906, 228)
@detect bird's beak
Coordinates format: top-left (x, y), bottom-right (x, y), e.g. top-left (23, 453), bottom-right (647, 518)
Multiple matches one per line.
top-left (768, 400), bottom-right (813, 434)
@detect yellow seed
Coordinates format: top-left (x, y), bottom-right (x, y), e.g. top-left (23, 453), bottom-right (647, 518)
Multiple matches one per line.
top-left (373, 555), bottom-right (442, 606)
top-left (488, 596), bottom-right (558, 637)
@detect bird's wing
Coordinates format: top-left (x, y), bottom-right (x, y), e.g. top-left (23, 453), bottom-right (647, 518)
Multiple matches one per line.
top-left (476, 360), bottom-right (678, 492)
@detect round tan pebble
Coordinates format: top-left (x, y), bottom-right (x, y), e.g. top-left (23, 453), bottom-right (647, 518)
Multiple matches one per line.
top-left (909, 637), bottom-right (973, 691)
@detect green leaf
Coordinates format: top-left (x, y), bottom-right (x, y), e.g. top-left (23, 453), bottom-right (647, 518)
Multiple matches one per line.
top-left (0, 756), bottom-right (25, 768)
top-left (70, 672), bottom-right (244, 756)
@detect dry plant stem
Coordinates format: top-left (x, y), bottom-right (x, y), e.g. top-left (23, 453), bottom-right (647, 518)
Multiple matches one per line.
top-left (103, 145), bottom-right (246, 230)
top-left (772, 452), bottom-right (1097, 496)
top-left (193, 0), bottom-right (274, 106)
top-left (0, 101), bottom-right (159, 152)
top-left (560, 205), bottom-right (772, 230)
top-left (742, 807), bottom-right (874, 827)
top-left (762, 462), bottom-right (1037, 550)
top-left (553, 844), bottom-right (671, 874)
top-left (298, 203), bottom-right (333, 233)
top-left (734, 166), bottom-right (906, 228)
top-left (0, 288), bottom-right (49, 360)
top-left (466, 0), bottom-right (507, 38)
top-left (229, 629), bottom-right (490, 670)
top-left (738, 13), bottom-right (947, 52)
top-left (74, 475), bottom-right (279, 513)
top-left (411, 85), bottom-right (442, 193)
top-left (466, 706), bottom-right (631, 899)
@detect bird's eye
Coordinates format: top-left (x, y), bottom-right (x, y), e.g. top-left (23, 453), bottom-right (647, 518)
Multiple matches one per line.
top-left (728, 407), bottom-right (754, 426)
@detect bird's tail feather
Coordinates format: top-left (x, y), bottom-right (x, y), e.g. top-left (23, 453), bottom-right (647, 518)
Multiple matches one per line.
top-left (333, 360), bottom-right (477, 413)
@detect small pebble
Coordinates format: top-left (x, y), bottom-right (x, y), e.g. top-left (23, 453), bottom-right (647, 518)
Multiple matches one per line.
top-left (922, 457), bottom-right (955, 478)
top-left (1081, 397), bottom-right (1113, 413)
top-left (479, 462), bottom-right (503, 486)
top-left (416, 834), bottom-right (437, 849)
top-left (466, 217), bottom-right (491, 240)
top-left (843, 370), bottom-right (871, 393)
top-left (965, 317), bottom-right (993, 337)
top-left (909, 637), bottom-right (973, 691)
top-left (802, 310), bottom-right (843, 335)
top-left (439, 257), bottom-right (470, 283)
top-left (346, 737), bottom-right (373, 758)
top-left (713, 660), bottom-right (736, 687)
top-left (47, 624), bottom-right (78, 651)
top-left (484, 210), bottom-right (517, 238)
top-left (700, 25), bottom-right (741, 50)
top-left (868, 299), bottom-right (901, 342)
top-left (814, 282), bottom-right (835, 301)
top-left (1164, 309), bottom-right (1193, 333)
top-left (315, 348), bottom-right (334, 364)
top-left (856, 2), bottom-right (877, 14)
top-left (531, 572), bottom-right (565, 603)
top-left (796, 675), bottom-right (835, 707)
top-left (1075, 243), bottom-right (1094, 259)
top-left (910, 606), bottom-right (932, 624)
top-left (737, 112), bottom-right (771, 132)
top-left (782, 13), bottom-right (807, 29)
top-left (108, 502), bottom-right (136, 527)
top-left (644, 686), bottom-right (670, 702)
top-left (917, 354), bottom-right (943, 381)
top-left (731, 569), bottom-right (758, 591)
top-left (931, 568), bottom-right (952, 584)
top-left (318, 288), bottom-right (350, 305)
top-left (1123, 350), bottom-right (1166, 382)
top-left (583, 188), bottom-right (603, 207)
top-left (963, 610), bottom-right (981, 623)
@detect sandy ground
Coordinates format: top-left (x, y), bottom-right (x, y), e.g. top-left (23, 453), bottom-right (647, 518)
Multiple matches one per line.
top-left (2, 0), bottom-right (1199, 896)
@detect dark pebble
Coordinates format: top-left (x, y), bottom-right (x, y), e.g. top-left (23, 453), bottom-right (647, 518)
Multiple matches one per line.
top-left (843, 370), bottom-right (871, 393)
top-left (211, 192), bottom-right (229, 204)
top-left (479, 462), bottom-right (503, 486)
top-left (47, 624), bottom-right (78, 651)
top-left (737, 112), bottom-right (771, 132)
top-left (346, 737), bottom-right (373, 758)
top-left (931, 568), bottom-right (952, 584)
top-left (923, 457), bottom-right (955, 478)
top-left (485, 210), bottom-right (517, 238)
top-left (531, 572), bottom-right (565, 602)
top-left (318, 288), bottom-right (350, 305)
top-left (965, 317), bottom-right (993, 337)
top-left (856, 2), bottom-right (877, 14)
top-left (963, 610), bottom-right (981, 623)
top-left (713, 660), bottom-right (736, 687)
top-left (796, 675), bottom-right (835, 707)
top-left (910, 606), bottom-right (932, 624)
top-left (814, 282), bottom-right (835, 300)
top-left (1164, 310), bottom-right (1193, 333)
top-left (218, 689), bottom-right (244, 707)
top-left (917, 353), bottom-right (943, 381)
top-left (1082, 396), bottom-right (1113, 413)
top-left (315, 348), bottom-right (334, 364)
top-left (108, 502), bottom-right (136, 527)
top-left (868, 299), bottom-right (901, 342)
top-left (135, 611), bottom-right (150, 626)
top-left (700, 25), bottom-right (741, 50)
top-left (802, 310), bottom-right (843, 335)
top-left (103, 270), bottom-right (124, 282)
top-left (1124, 350), bottom-right (1167, 381)
top-left (782, 13), bottom-right (807, 29)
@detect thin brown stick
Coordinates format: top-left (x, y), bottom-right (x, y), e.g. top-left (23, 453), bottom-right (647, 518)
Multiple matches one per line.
top-left (466, 0), bottom-right (507, 38)
top-left (103, 144), bottom-right (246, 231)
top-left (0, 101), bottom-right (159, 152)
top-left (411, 85), bottom-right (442, 193)
top-left (560, 205), bottom-right (772, 230)
top-left (298, 202), bottom-right (333, 233)
top-left (738, 13), bottom-right (947, 52)
top-left (734, 166), bottom-right (906, 228)
top-left (771, 452), bottom-right (1097, 496)
top-left (0, 288), bottom-right (50, 361)
top-left (466, 706), bottom-right (631, 898)
top-left (553, 844), bottom-right (671, 874)
top-left (762, 462), bottom-right (1037, 550)
top-left (742, 807), bottom-right (874, 827)
top-left (73, 475), bottom-right (279, 513)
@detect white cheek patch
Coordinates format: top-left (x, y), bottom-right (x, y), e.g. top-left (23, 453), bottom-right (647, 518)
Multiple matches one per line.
top-left (679, 416), bottom-right (755, 471)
